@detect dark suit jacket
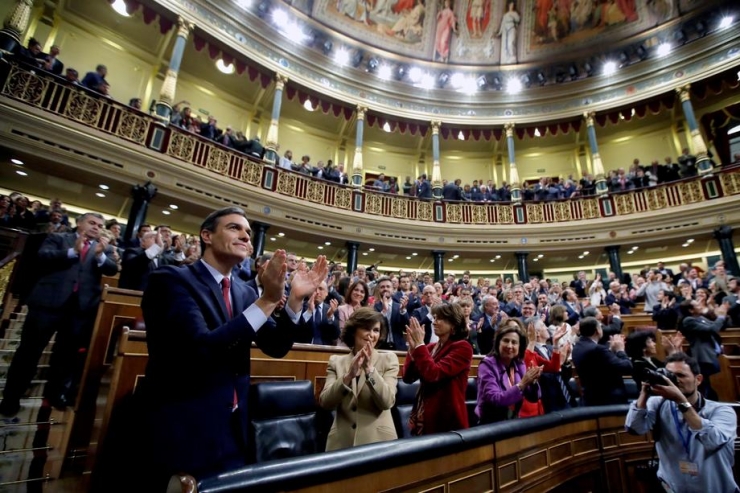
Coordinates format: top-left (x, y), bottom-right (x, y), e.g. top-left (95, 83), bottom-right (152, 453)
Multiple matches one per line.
top-left (411, 305), bottom-right (434, 344)
top-left (296, 302), bottom-right (340, 345)
top-left (572, 337), bottom-right (632, 406)
top-left (27, 232), bottom-right (118, 312)
top-left (417, 180), bottom-right (432, 199)
top-left (597, 316), bottom-right (623, 345)
top-left (442, 183), bottom-right (463, 201)
top-left (118, 246), bottom-right (176, 292)
top-left (473, 313), bottom-right (504, 356)
top-left (403, 339), bottom-right (473, 434)
top-left (138, 260), bottom-right (298, 478)
top-left (562, 302), bottom-right (581, 326)
top-left (534, 345), bottom-right (574, 413)
top-left (374, 301), bottom-right (410, 351)
top-left (679, 315), bottom-right (725, 368)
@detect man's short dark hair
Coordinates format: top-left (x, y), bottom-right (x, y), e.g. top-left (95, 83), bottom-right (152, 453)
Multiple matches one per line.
top-left (582, 306), bottom-right (599, 318)
top-left (155, 224), bottom-right (170, 231)
top-left (137, 224), bottom-right (151, 233)
top-left (579, 317), bottom-right (599, 338)
top-left (625, 330), bottom-right (656, 360)
top-left (679, 300), bottom-right (694, 317)
top-left (665, 352), bottom-right (701, 377)
top-left (199, 207), bottom-right (247, 253)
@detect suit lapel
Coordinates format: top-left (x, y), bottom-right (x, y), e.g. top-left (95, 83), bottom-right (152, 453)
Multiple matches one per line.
top-left (231, 277), bottom-right (248, 316)
top-left (192, 261), bottom-right (230, 322)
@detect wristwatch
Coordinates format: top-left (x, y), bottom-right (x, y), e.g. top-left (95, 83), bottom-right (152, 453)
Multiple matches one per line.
top-left (677, 401), bottom-right (693, 413)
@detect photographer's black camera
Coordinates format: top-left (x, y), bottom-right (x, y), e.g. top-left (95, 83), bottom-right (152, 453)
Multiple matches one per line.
top-left (642, 367), bottom-right (678, 386)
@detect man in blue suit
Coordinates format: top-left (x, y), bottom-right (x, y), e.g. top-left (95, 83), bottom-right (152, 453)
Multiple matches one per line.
top-left (0, 213), bottom-right (118, 414)
top-left (136, 207), bottom-right (327, 486)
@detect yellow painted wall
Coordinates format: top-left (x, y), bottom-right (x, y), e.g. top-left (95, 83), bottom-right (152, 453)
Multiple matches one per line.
top-left (598, 125), bottom-right (676, 171)
top-left (364, 145), bottom-right (417, 178)
top-left (279, 120), bottom-right (338, 164)
top-left (439, 153), bottom-right (494, 184)
top-left (517, 147), bottom-right (578, 181)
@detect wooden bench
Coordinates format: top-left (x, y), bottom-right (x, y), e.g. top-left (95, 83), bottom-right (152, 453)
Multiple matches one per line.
top-left (65, 287), bottom-right (143, 470)
top-left (715, 354), bottom-right (740, 403)
top-left (620, 314), bottom-right (656, 333)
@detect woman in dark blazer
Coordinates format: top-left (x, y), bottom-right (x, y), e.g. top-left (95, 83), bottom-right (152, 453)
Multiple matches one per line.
top-left (402, 303), bottom-right (473, 435)
top-left (626, 329), bottom-right (685, 387)
top-left (476, 322), bottom-right (543, 424)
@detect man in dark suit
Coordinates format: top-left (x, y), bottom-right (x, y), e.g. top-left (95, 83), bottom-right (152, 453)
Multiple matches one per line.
top-left (298, 281), bottom-right (340, 345)
top-left (582, 305), bottom-right (623, 345)
top-left (134, 207), bottom-right (327, 487)
top-left (417, 174), bottom-right (432, 199)
top-left (528, 318), bottom-right (574, 412)
top-left (118, 231), bottom-right (177, 291)
top-left (411, 284), bottom-right (439, 344)
top-left (442, 179), bottom-right (464, 201)
top-left (373, 276), bottom-right (410, 350)
top-left (561, 289), bottom-right (582, 326)
top-left (572, 317), bottom-right (632, 406)
top-left (474, 295), bottom-right (507, 355)
top-left (0, 213), bottom-right (118, 415)
top-left (678, 300), bottom-right (729, 400)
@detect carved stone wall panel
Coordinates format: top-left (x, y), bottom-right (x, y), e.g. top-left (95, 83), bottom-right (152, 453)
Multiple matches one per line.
top-left (335, 189), bottom-right (352, 209)
top-left (417, 201), bottom-right (433, 221)
top-left (65, 92), bottom-right (103, 126)
top-left (1, 67), bottom-right (47, 106)
top-left (117, 113), bottom-right (149, 144)
top-left (366, 194), bottom-right (382, 215)
top-left (721, 171), bottom-right (740, 196)
top-left (497, 205), bottom-right (514, 224)
top-left (581, 199), bottom-right (600, 219)
top-left (241, 161), bottom-right (263, 185)
top-left (391, 198), bottom-right (408, 219)
top-left (554, 202), bottom-right (572, 222)
top-left (647, 188), bottom-right (668, 210)
top-left (472, 205), bottom-right (487, 224)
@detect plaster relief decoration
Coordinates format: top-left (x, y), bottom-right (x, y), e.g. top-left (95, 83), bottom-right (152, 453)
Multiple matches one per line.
top-left (311, 0), bottom-right (436, 57)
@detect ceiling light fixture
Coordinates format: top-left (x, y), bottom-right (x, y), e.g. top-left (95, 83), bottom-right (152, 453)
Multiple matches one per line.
top-left (602, 61), bottom-right (618, 76)
top-left (406, 256), bottom-right (412, 260)
top-left (368, 248), bottom-right (375, 252)
top-left (303, 100), bottom-right (315, 111)
top-left (506, 78), bottom-right (522, 94)
top-left (278, 232), bottom-right (285, 237)
top-left (534, 128), bottom-right (541, 137)
top-left (10, 158), bottom-right (23, 165)
top-left (334, 47), bottom-right (350, 66)
top-left (377, 64), bottom-right (392, 80)
top-left (16, 170), bottom-right (27, 176)
top-left (362, 252), bottom-right (368, 256)
top-left (719, 16), bottom-right (734, 30)
top-left (270, 237), bottom-right (276, 241)
top-left (495, 255), bottom-right (501, 259)
top-left (457, 130), bottom-right (465, 141)
top-left (216, 59), bottom-right (235, 74)
top-left (111, 0), bottom-right (131, 17)
top-left (382, 121), bottom-right (392, 132)
top-left (162, 210), bottom-right (171, 215)
top-left (169, 204), bottom-right (178, 209)
top-left (317, 246), bottom-right (324, 250)
top-left (99, 184), bottom-right (110, 190)
top-left (686, 238), bottom-right (694, 243)
top-left (95, 192), bottom-right (106, 198)
top-left (411, 253), bottom-right (418, 256)
top-left (656, 42), bottom-right (672, 58)
top-left (324, 241), bottom-right (331, 245)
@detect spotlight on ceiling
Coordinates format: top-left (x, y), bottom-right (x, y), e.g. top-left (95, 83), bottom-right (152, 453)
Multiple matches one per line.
top-left (583, 62), bottom-right (593, 76)
top-left (536, 71), bottom-right (546, 86)
top-left (674, 29), bottom-right (686, 45)
top-left (377, 64), bottom-right (392, 80)
top-left (568, 64), bottom-right (579, 80)
top-left (322, 39), bottom-right (333, 54)
top-left (257, 1), bottom-right (269, 17)
top-left (351, 50), bottom-right (364, 68)
top-left (656, 42), bottom-right (672, 57)
top-left (490, 75), bottom-right (502, 89)
top-left (437, 71), bottom-right (450, 87)
top-left (602, 61), bottom-right (618, 76)
top-left (695, 20), bottom-right (706, 37)
top-left (366, 57), bottom-right (379, 72)
top-left (719, 16), bottom-right (734, 30)
top-left (521, 73), bottom-right (532, 87)
top-left (395, 64), bottom-right (408, 80)
top-left (334, 47), bottom-right (350, 65)
top-left (111, 0), bottom-right (131, 17)
top-left (408, 67), bottom-right (423, 83)
top-left (506, 78), bottom-right (522, 94)
top-left (449, 72), bottom-right (465, 88)
top-left (476, 75), bottom-right (487, 89)
top-left (636, 45), bottom-right (647, 60)
top-left (216, 59), bottom-right (235, 74)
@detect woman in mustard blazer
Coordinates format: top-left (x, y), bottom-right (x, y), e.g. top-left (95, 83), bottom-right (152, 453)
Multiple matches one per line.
top-left (319, 307), bottom-right (398, 451)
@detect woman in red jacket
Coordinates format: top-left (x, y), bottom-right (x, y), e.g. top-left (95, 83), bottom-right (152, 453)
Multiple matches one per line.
top-left (403, 303), bottom-right (473, 435)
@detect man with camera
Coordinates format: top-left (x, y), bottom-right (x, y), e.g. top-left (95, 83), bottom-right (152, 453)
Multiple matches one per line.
top-left (625, 352), bottom-right (739, 493)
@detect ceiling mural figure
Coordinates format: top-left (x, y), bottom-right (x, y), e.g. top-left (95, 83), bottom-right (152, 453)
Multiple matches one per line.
top-left (434, 0), bottom-right (458, 61)
top-left (467, 0), bottom-right (491, 38)
top-left (498, 1), bottom-right (520, 64)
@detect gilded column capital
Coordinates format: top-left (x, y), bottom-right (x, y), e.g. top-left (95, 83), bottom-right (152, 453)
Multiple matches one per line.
top-left (176, 17), bottom-right (195, 39)
top-left (583, 111), bottom-right (596, 127)
top-left (356, 105), bottom-right (367, 120)
top-left (504, 122), bottom-right (515, 137)
top-left (431, 121), bottom-right (441, 134)
top-left (2, 0), bottom-right (34, 36)
top-left (275, 73), bottom-right (289, 90)
top-left (676, 84), bottom-right (691, 102)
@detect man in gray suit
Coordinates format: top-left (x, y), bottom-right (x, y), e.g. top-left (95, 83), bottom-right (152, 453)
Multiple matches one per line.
top-left (678, 300), bottom-right (730, 400)
top-left (0, 213), bottom-right (119, 414)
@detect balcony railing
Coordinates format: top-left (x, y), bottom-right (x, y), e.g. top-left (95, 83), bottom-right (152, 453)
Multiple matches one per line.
top-left (2, 63), bottom-right (740, 225)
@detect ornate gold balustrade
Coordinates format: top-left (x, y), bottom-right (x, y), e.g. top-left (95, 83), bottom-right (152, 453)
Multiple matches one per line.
top-left (2, 63), bottom-right (740, 225)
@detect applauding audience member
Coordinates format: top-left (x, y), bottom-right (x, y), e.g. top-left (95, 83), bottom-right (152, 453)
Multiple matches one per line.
top-left (319, 308), bottom-right (398, 451)
top-left (403, 303), bottom-right (473, 435)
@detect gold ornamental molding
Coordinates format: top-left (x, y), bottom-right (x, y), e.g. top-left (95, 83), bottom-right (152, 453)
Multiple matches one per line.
top-left (151, 0), bottom-right (740, 125)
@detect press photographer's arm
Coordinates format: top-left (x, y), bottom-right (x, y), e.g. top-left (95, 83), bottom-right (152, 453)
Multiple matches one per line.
top-left (636, 379), bottom-right (702, 431)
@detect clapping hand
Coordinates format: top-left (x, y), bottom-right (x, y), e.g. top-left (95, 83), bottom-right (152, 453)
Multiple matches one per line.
top-left (261, 250), bottom-right (288, 303)
top-left (609, 334), bottom-right (625, 352)
top-left (95, 236), bottom-right (110, 255)
top-left (359, 341), bottom-right (375, 374)
top-left (327, 298), bottom-right (338, 319)
top-left (290, 255), bottom-right (329, 300)
top-left (520, 365), bottom-right (543, 387)
top-left (552, 324), bottom-right (568, 346)
top-left (664, 332), bottom-right (685, 355)
top-left (404, 317), bottom-right (425, 350)
top-left (343, 349), bottom-right (366, 387)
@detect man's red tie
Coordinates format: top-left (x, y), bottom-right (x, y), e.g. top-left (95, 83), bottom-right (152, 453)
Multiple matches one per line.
top-left (80, 240), bottom-right (91, 262)
top-left (221, 278), bottom-right (238, 410)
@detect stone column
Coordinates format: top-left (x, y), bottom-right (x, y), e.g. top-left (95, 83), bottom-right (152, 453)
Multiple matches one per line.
top-left (504, 123), bottom-right (521, 202)
top-left (252, 222), bottom-right (269, 258)
top-left (153, 17), bottom-right (194, 123)
top-left (351, 106), bottom-right (366, 187)
top-left (584, 112), bottom-right (608, 195)
top-left (122, 182), bottom-right (158, 246)
top-left (713, 226), bottom-right (740, 277)
top-left (432, 250), bottom-right (445, 282)
top-left (0, 0), bottom-right (33, 56)
top-left (431, 121), bottom-right (443, 199)
top-left (676, 85), bottom-right (712, 175)
top-left (264, 73), bottom-right (288, 166)
top-left (346, 241), bottom-right (359, 274)
top-left (604, 245), bottom-right (623, 283)
top-left (515, 252), bottom-right (529, 283)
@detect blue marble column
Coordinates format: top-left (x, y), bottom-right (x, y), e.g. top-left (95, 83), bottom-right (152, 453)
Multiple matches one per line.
top-left (431, 121), bottom-right (442, 199)
top-left (346, 241), bottom-right (359, 274)
top-left (677, 85), bottom-right (712, 175)
top-left (432, 250), bottom-right (445, 282)
top-left (154, 18), bottom-right (194, 123)
top-left (504, 123), bottom-right (521, 202)
top-left (584, 112), bottom-right (608, 195)
top-left (264, 74), bottom-right (288, 166)
top-left (351, 106), bottom-right (366, 187)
